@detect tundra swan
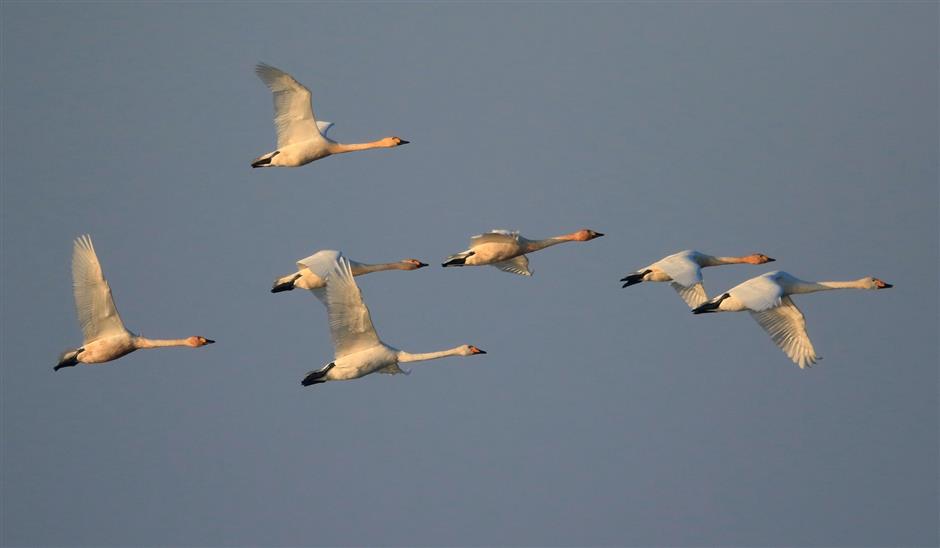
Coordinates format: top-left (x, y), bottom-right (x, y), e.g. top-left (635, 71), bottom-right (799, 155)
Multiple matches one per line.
top-left (620, 250), bottom-right (775, 308)
top-left (272, 250), bottom-right (427, 294)
top-left (691, 270), bottom-right (892, 368)
top-left (301, 257), bottom-right (485, 386)
top-left (441, 229), bottom-right (603, 276)
top-left (55, 235), bottom-right (214, 371)
top-left (251, 63), bottom-right (408, 168)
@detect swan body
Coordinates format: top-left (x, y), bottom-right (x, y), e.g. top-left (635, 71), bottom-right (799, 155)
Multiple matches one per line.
top-left (271, 250), bottom-right (427, 294)
top-left (55, 235), bottom-right (214, 371)
top-left (442, 229), bottom-right (603, 276)
top-left (691, 270), bottom-right (892, 368)
top-left (301, 257), bottom-right (485, 385)
top-left (251, 63), bottom-right (408, 168)
top-left (620, 250), bottom-right (775, 308)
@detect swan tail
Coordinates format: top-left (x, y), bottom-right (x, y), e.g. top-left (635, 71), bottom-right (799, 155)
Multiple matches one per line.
top-left (55, 347), bottom-right (83, 371)
top-left (301, 362), bottom-right (335, 387)
top-left (442, 250), bottom-right (475, 268)
top-left (271, 273), bottom-right (300, 293)
top-left (620, 270), bottom-right (651, 288)
top-left (251, 150), bottom-right (280, 168)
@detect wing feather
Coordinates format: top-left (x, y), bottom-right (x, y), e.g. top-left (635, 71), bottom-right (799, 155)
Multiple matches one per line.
top-left (325, 257), bottom-right (381, 358)
top-left (71, 235), bottom-right (128, 343)
top-left (749, 297), bottom-right (818, 369)
top-left (491, 255), bottom-right (532, 276)
top-left (670, 282), bottom-right (709, 308)
top-left (731, 274), bottom-right (784, 312)
top-left (255, 63), bottom-right (324, 148)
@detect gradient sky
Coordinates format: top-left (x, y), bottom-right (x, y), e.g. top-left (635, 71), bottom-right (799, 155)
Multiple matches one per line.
top-left (2, 2), bottom-right (937, 546)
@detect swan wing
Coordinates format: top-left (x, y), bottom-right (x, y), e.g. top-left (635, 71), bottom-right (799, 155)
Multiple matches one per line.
top-left (296, 249), bottom-right (342, 276)
top-left (316, 121), bottom-right (334, 138)
top-left (491, 255), bottom-right (532, 276)
top-left (655, 253), bottom-right (702, 288)
top-left (255, 63), bottom-right (324, 148)
top-left (470, 229), bottom-right (520, 247)
top-left (71, 235), bottom-right (129, 343)
top-left (670, 282), bottom-right (709, 308)
top-left (731, 274), bottom-right (784, 311)
top-left (378, 364), bottom-right (411, 375)
top-left (749, 296), bottom-right (818, 369)
top-left (325, 257), bottom-right (381, 358)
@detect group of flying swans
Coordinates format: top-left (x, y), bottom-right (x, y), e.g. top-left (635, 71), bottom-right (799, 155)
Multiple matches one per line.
top-left (442, 229), bottom-right (604, 276)
top-left (55, 235), bottom-right (214, 371)
top-left (272, 249), bottom-right (427, 294)
top-left (691, 271), bottom-right (892, 369)
top-left (620, 250), bottom-right (775, 308)
top-left (251, 63), bottom-right (408, 168)
top-left (299, 255), bottom-right (486, 386)
top-left (620, 249), bottom-right (892, 369)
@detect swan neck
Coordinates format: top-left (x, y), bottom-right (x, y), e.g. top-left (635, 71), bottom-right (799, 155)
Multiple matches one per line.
top-left (328, 140), bottom-right (390, 154)
top-left (525, 237), bottom-right (568, 252)
top-left (134, 337), bottom-right (192, 349)
top-left (397, 347), bottom-right (462, 363)
top-left (351, 262), bottom-right (405, 274)
top-left (816, 279), bottom-right (870, 290)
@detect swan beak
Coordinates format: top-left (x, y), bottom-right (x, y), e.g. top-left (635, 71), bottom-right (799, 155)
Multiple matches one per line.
top-left (878, 280), bottom-right (893, 289)
top-left (205, 339), bottom-right (216, 344)
top-left (470, 346), bottom-right (486, 355)
top-left (399, 139), bottom-right (410, 145)
top-left (417, 262), bottom-right (429, 268)
top-left (766, 257), bottom-right (776, 262)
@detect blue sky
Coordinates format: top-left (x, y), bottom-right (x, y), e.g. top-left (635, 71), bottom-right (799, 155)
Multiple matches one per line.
top-left (1, 2), bottom-right (937, 546)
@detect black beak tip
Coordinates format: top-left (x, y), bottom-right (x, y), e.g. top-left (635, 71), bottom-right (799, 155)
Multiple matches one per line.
top-left (205, 339), bottom-right (216, 344)
top-left (476, 350), bottom-right (487, 355)
top-left (883, 283), bottom-right (893, 288)
top-left (417, 262), bottom-right (429, 268)
top-left (767, 257), bottom-right (776, 262)
top-left (399, 139), bottom-right (410, 145)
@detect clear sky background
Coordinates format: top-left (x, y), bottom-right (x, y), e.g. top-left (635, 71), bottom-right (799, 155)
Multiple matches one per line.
top-left (1, 2), bottom-right (937, 546)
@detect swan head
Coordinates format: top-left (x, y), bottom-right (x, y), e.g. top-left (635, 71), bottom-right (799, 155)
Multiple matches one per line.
top-left (384, 136), bottom-right (409, 147)
top-left (744, 253), bottom-right (776, 264)
top-left (401, 258), bottom-right (429, 270)
top-left (188, 336), bottom-right (215, 347)
top-left (460, 345), bottom-right (487, 356)
top-left (573, 229), bottom-right (604, 241)
top-left (870, 277), bottom-right (893, 289)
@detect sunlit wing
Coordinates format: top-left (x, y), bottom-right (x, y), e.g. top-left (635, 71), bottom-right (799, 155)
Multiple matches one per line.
top-left (255, 63), bottom-right (324, 148)
top-left (324, 257), bottom-right (382, 358)
top-left (491, 255), bottom-right (532, 276)
top-left (731, 274), bottom-right (784, 312)
top-left (296, 250), bottom-right (342, 277)
top-left (670, 281), bottom-right (709, 308)
top-left (470, 229), bottom-right (520, 247)
top-left (71, 235), bottom-right (129, 343)
top-left (749, 296), bottom-right (818, 369)
top-left (655, 253), bottom-right (702, 288)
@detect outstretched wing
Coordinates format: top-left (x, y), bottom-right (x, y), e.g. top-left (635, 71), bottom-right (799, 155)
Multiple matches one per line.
top-left (325, 257), bottom-right (381, 358)
top-left (255, 63), bottom-right (324, 148)
top-left (297, 250), bottom-right (342, 305)
top-left (655, 253), bottom-right (702, 288)
top-left (378, 364), bottom-right (411, 375)
top-left (749, 296), bottom-right (818, 369)
top-left (670, 282), bottom-right (709, 308)
top-left (71, 235), bottom-right (129, 343)
top-left (731, 274), bottom-right (784, 312)
top-left (492, 255), bottom-right (532, 276)
top-left (470, 229), bottom-right (520, 247)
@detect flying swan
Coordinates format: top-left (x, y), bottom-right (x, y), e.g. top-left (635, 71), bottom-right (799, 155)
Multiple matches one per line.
top-left (301, 256), bottom-right (485, 386)
top-left (620, 250), bottom-right (775, 308)
top-left (272, 250), bottom-right (427, 294)
top-left (55, 235), bottom-right (214, 371)
top-left (441, 229), bottom-right (603, 276)
top-left (251, 63), bottom-right (408, 168)
top-left (691, 270), bottom-right (892, 368)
